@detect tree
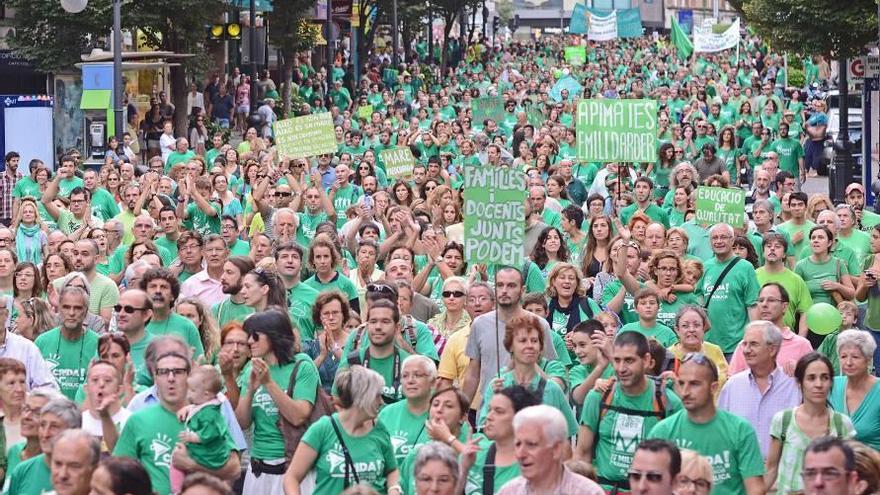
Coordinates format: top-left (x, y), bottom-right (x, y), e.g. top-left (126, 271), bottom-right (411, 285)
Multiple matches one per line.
top-left (429, 0), bottom-right (482, 74)
top-left (741, 0), bottom-right (876, 59)
top-left (495, 0), bottom-right (514, 26)
top-left (8, 0), bottom-right (225, 133)
top-left (267, 0), bottom-right (322, 117)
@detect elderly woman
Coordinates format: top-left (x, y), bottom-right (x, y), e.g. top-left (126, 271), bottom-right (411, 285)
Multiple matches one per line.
top-left (0, 357), bottom-right (26, 447)
top-left (766, 352), bottom-right (855, 494)
top-left (283, 366), bottom-right (399, 495)
top-left (676, 449), bottom-right (714, 495)
top-left (427, 277), bottom-right (472, 344)
top-left (476, 313), bottom-right (577, 437)
top-left (378, 356), bottom-right (436, 465)
top-left (235, 309), bottom-right (319, 493)
top-left (411, 442), bottom-right (460, 495)
top-left (305, 291), bottom-right (352, 394)
top-left (668, 305), bottom-right (729, 391)
top-left (545, 263), bottom-right (602, 340)
top-left (830, 329), bottom-right (880, 450)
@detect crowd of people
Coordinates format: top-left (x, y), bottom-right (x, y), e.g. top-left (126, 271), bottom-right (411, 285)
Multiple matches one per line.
top-left (0, 23), bottom-right (878, 495)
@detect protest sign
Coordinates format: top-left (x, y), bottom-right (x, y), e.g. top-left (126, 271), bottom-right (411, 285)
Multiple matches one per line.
top-left (471, 97), bottom-right (506, 124)
top-left (695, 186), bottom-right (746, 228)
top-left (576, 99), bottom-right (657, 162)
top-left (564, 46), bottom-right (587, 66)
top-left (463, 166), bottom-right (526, 267)
top-left (694, 18), bottom-right (740, 53)
top-left (380, 147), bottom-right (415, 180)
top-left (588, 11), bottom-right (618, 41)
top-left (356, 105), bottom-right (373, 120)
top-left (273, 112), bottom-right (337, 159)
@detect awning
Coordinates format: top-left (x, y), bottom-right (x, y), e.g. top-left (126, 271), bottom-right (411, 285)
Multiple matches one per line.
top-left (79, 89), bottom-right (111, 110)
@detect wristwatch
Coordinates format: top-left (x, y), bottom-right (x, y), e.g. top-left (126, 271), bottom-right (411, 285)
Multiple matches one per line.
top-left (435, 256), bottom-right (444, 265)
top-left (446, 434), bottom-right (456, 445)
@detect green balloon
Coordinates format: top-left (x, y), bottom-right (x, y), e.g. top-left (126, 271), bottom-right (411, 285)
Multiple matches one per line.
top-left (806, 303), bottom-right (842, 336)
top-left (554, 69), bottom-right (563, 79)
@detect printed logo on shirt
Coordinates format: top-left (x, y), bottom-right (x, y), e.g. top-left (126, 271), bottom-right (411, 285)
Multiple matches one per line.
top-left (253, 387), bottom-right (278, 415)
top-left (672, 439), bottom-right (732, 485)
top-left (610, 414), bottom-right (644, 469)
top-left (44, 353), bottom-right (85, 393)
top-left (150, 433), bottom-right (174, 469)
top-left (390, 433), bottom-right (412, 458)
top-left (326, 445), bottom-right (386, 481)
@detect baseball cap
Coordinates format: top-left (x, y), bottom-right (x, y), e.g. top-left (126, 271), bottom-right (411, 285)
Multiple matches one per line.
top-left (846, 183), bottom-right (865, 195)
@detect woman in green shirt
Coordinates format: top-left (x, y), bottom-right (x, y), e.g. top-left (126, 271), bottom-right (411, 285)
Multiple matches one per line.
top-left (459, 385), bottom-right (542, 495)
top-left (736, 101), bottom-right (757, 144)
top-left (284, 366), bottom-right (399, 495)
top-left (649, 143), bottom-right (676, 200)
top-left (717, 126), bottom-right (740, 184)
top-left (794, 226), bottom-right (855, 308)
top-left (761, 100), bottom-right (782, 137)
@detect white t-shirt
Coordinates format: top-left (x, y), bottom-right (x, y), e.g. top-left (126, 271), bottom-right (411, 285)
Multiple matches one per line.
top-left (82, 407), bottom-right (132, 449)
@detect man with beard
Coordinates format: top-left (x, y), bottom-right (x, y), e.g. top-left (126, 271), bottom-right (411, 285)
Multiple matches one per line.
top-left (35, 287), bottom-right (99, 400)
top-left (108, 215), bottom-right (172, 284)
top-left (42, 184), bottom-right (98, 236)
top-left (71, 239), bottom-right (119, 323)
top-left (140, 268), bottom-right (204, 361)
top-left (746, 168), bottom-right (774, 214)
top-left (845, 183), bottom-right (880, 230)
top-left (649, 355), bottom-right (765, 495)
top-left (212, 256), bottom-right (256, 328)
top-left (273, 241), bottom-right (319, 340)
top-left (82, 169), bottom-right (119, 223)
top-left (620, 177), bottom-right (670, 228)
top-left (112, 181), bottom-right (150, 245)
top-left (290, 184), bottom-right (333, 248)
top-left (112, 289), bottom-right (154, 380)
top-left (180, 234), bottom-right (228, 307)
top-left (756, 233), bottom-right (812, 335)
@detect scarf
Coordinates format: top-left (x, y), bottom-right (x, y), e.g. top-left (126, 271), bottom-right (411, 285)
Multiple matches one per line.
top-left (16, 224), bottom-right (42, 265)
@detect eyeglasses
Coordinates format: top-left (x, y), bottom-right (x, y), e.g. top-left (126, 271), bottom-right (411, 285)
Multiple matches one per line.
top-left (442, 290), bottom-right (466, 298)
top-left (155, 367), bottom-right (188, 377)
top-left (756, 297), bottom-right (783, 304)
top-left (802, 468), bottom-right (845, 481)
top-left (677, 476), bottom-right (711, 491)
top-left (114, 304), bottom-right (149, 314)
top-left (628, 470), bottom-right (665, 483)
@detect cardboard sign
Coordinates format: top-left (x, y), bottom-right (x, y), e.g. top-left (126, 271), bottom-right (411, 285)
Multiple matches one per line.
top-left (380, 147), bottom-right (415, 179)
top-left (463, 166), bottom-right (527, 267)
top-left (695, 186), bottom-right (746, 228)
top-left (273, 112), bottom-right (337, 159)
top-left (576, 99), bottom-right (657, 162)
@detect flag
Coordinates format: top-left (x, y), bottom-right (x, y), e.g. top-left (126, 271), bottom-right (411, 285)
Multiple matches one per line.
top-left (670, 16), bottom-right (693, 59)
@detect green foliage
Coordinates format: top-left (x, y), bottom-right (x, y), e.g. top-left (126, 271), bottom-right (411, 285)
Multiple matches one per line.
top-left (787, 67), bottom-right (805, 88)
top-left (741, 0), bottom-right (877, 58)
top-left (495, 0), bottom-right (514, 25)
top-left (267, 0), bottom-right (322, 55)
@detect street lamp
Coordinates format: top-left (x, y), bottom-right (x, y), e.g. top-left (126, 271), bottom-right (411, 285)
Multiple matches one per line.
top-left (62, 0), bottom-right (124, 141)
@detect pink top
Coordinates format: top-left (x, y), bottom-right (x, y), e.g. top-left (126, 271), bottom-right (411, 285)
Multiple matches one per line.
top-left (728, 328), bottom-right (814, 375)
top-left (498, 469), bottom-right (605, 495)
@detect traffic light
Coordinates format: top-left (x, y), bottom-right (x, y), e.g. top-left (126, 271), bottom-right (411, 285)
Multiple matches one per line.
top-left (492, 16), bottom-right (499, 31)
top-left (508, 14), bottom-right (520, 32)
top-left (207, 22), bottom-right (241, 41)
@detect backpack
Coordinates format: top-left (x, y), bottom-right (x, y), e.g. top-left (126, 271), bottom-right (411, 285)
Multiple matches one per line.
top-left (277, 358), bottom-right (334, 458)
top-left (779, 408), bottom-right (846, 444)
top-left (351, 317), bottom-right (418, 352)
top-left (347, 347), bottom-right (402, 404)
top-left (593, 377), bottom-right (667, 455)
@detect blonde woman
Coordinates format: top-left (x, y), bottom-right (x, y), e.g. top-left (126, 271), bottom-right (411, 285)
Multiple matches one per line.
top-left (676, 449), bottom-right (713, 495)
top-left (12, 198), bottom-right (47, 265)
top-left (175, 297), bottom-right (222, 364)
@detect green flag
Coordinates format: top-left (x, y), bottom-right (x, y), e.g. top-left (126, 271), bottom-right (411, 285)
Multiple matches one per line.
top-left (671, 16), bottom-right (693, 60)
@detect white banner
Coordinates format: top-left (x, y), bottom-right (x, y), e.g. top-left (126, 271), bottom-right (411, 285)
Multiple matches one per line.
top-left (588, 11), bottom-right (618, 41)
top-left (694, 18), bottom-right (740, 53)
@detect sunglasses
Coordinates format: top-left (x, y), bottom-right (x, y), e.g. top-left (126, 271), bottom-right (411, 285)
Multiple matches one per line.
top-left (442, 290), bottom-right (465, 298)
top-left (274, 192), bottom-right (292, 198)
top-left (367, 283), bottom-right (396, 294)
top-left (628, 471), bottom-right (665, 483)
top-left (114, 304), bottom-right (149, 314)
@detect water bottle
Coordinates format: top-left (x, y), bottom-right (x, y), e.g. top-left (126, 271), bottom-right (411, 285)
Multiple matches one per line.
top-left (108, 311), bottom-right (118, 333)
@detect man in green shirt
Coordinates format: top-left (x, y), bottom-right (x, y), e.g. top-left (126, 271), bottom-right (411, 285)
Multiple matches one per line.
top-left (83, 169), bottom-right (120, 222)
top-left (329, 163), bottom-right (362, 230)
top-left (140, 268), bottom-right (205, 360)
top-left (213, 256), bottom-right (256, 328)
top-left (35, 286), bottom-right (99, 400)
top-left (770, 122), bottom-right (805, 183)
top-left (220, 216), bottom-right (250, 256)
top-left (755, 233), bottom-right (812, 334)
top-left (575, 331), bottom-right (682, 492)
top-left (114, 352), bottom-right (240, 494)
top-left (155, 207), bottom-right (181, 266)
top-left (648, 356), bottom-right (765, 495)
top-left (7, 397), bottom-right (81, 495)
top-left (164, 137), bottom-right (196, 173)
top-left (836, 204), bottom-right (872, 261)
top-left (619, 177), bottom-right (670, 228)
top-left (274, 241), bottom-right (319, 340)
top-left (777, 192), bottom-right (815, 256)
top-left (12, 158), bottom-right (42, 219)
top-left (115, 289), bottom-right (155, 380)
top-left (43, 175), bottom-right (95, 236)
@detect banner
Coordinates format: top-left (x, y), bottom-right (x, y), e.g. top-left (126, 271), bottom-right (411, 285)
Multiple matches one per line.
top-left (576, 99), bottom-right (657, 162)
top-left (273, 113), bottom-right (337, 159)
top-left (549, 75), bottom-right (583, 102)
top-left (571, 6), bottom-right (642, 38)
top-left (588, 11), bottom-right (618, 41)
top-left (694, 18), bottom-right (740, 53)
top-left (471, 97), bottom-right (506, 124)
top-left (570, 4), bottom-right (588, 34)
top-left (695, 186), bottom-right (746, 228)
top-left (380, 147), bottom-right (415, 180)
top-left (464, 166), bottom-right (527, 267)
top-left (564, 46), bottom-right (587, 66)
top-left (356, 104), bottom-right (373, 120)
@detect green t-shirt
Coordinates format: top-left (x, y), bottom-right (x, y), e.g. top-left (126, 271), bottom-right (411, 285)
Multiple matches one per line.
top-left (288, 283), bottom-right (320, 341)
top-left (837, 229), bottom-right (872, 263)
top-left (648, 410), bottom-right (765, 495)
top-left (5, 441), bottom-right (24, 484)
top-left (657, 291), bottom-right (699, 329)
top-left (462, 436), bottom-right (521, 495)
top-left (154, 235), bottom-right (180, 266)
top-left (56, 208), bottom-right (87, 235)
top-left (601, 278), bottom-right (637, 324)
top-left (377, 400), bottom-right (429, 466)
top-left (58, 176), bottom-right (85, 197)
top-left (185, 403), bottom-right (230, 469)
top-left (338, 347), bottom-right (412, 403)
top-left (794, 256), bottom-right (850, 306)
top-left (184, 202), bottom-right (222, 236)
top-left (301, 413), bottom-right (398, 494)
top-left (755, 267), bottom-right (814, 331)
top-left (830, 376), bottom-right (880, 450)
top-left (90, 187), bottom-right (120, 222)
top-left (297, 211), bottom-right (329, 248)
top-left (242, 354), bottom-right (319, 460)
top-left (304, 272), bottom-right (359, 308)
top-left (114, 404), bottom-right (187, 495)
top-left (620, 203), bottom-right (670, 229)
top-left (212, 298), bottom-right (255, 328)
top-left (342, 319), bottom-right (439, 361)
top-left (699, 257), bottom-right (760, 353)
top-left (620, 321), bottom-right (679, 347)
top-left (11, 177), bottom-right (40, 199)
top-left (479, 372), bottom-right (578, 437)
top-left (5, 454), bottom-right (50, 495)
top-left (776, 220), bottom-right (815, 258)
top-left (331, 184), bottom-right (363, 229)
top-left (146, 313), bottom-right (205, 359)
top-left (164, 150), bottom-right (196, 173)
top-left (770, 137), bottom-right (804, 176)
top-left (34, 328), bottom-right (99, 400)
top-left (580, 380), bottom-right (683, 485)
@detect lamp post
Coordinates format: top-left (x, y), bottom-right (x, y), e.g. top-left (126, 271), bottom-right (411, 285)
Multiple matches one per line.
top-left (62, 0), bottom-right (124, 141)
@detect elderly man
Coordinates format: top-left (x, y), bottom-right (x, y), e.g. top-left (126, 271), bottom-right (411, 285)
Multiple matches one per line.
top-left (718, 321), bottom-right (801, 459)
top-left (803, 437), bottom-right (860, 495)
top-left (6, 397), bottom-right (81, 495)
top-left (50, 429), bottom-right (100, 495)
top-left (702, 223), bottom-right (760, 357)
top-left (6, 389), bottom-right (63, 478)
top-left (628, 440), bottom-right (681, 495)
top-left (649, 352), bottom-right (765, 495)
top-left (180, 234), bottom-right (228, 307)
top-left (498, 405), bottom-right (603, 494)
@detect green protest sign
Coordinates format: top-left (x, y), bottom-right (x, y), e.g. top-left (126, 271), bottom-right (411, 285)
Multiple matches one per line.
top-left (463, 166), bottom-right (527, 267)
top-left (576, 99), bottom-right (657, 162)
top-left (380, 147), bottom-right (415, 180)
top-left (471, 97), bottom-right (506, 124)
top-left (564, 46), bottom-right (587, 66)
top-left (695, 186), bottom-right (746, 228)
top-left (527, 108), bottom-right (544, 127)
top-left (273, 112), bottom-right (337, 159)
top-left (356, 105), bottom-right (373, 120)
